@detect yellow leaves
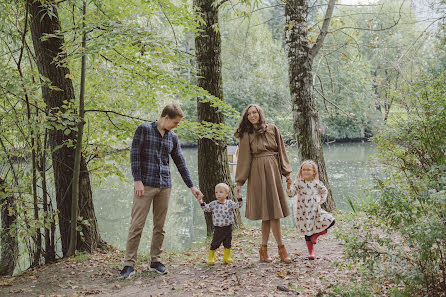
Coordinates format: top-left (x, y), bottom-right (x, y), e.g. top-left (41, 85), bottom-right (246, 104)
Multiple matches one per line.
top-left (65, 74), bottom-right (75, 80)
top-left (276, 268), bottom-right (291, 278)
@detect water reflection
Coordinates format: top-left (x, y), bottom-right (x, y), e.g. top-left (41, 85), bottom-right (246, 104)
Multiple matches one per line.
top-left (93, 142), bottom-right (376, 253)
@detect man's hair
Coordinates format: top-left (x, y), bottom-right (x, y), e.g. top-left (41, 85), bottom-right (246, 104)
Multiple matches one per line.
top-left (215, 183), bottom-right (230, 194)
top-left (161, 104), bottom-right (184, 119)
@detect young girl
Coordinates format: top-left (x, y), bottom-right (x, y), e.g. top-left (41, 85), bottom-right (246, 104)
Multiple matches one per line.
top-left (286, 160), bottom-right (335, 260)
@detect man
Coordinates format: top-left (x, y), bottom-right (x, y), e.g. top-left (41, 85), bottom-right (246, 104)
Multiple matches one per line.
top-left (118, 104), bottom-right (203, 278)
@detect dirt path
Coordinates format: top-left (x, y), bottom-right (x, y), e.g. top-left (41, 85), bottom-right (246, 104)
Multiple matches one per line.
top-left (0, 227), bottom-right (351, 297)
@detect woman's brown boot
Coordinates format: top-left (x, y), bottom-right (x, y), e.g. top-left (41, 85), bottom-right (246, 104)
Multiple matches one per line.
top-left (278, 245), bottom-right (292, 263)
top-left (259, 244), bottom-right (272, 262)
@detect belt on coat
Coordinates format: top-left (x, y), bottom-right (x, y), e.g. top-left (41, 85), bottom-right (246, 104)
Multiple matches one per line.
top-left (252, 151), bottom-right (279, 158)
top-left (252, 152), bottom-right (282, 174)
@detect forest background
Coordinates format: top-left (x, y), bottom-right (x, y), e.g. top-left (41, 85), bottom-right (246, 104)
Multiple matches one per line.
top-left (0, 0), bottom-right (445, 296)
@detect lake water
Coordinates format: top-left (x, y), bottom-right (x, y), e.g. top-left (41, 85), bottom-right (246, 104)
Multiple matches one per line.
top-left (92, 142), bottom-right (377, 253)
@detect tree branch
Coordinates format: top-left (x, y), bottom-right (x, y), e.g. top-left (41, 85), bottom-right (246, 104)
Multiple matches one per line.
top-left (313, 86), bottom-right (353, 118)
top-left (328, 0), bottom-right (405, 34)
top-left (309, 0), bottom-right (336, 60)
top-left (84, 109), bottom-right (150, 122)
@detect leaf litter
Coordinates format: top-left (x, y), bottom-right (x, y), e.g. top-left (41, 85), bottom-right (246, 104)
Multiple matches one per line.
top-left (0, 226), bottom-right (353, 296)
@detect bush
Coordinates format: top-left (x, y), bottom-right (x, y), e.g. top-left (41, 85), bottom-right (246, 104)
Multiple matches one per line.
top-left (337, 75), bottom-right (446, 297)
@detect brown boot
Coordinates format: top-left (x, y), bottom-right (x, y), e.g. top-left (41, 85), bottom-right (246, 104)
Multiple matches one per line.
top-left (278, 245), bottom-right (292, 263)
top-left (259, 244), bottom-right (272, 262)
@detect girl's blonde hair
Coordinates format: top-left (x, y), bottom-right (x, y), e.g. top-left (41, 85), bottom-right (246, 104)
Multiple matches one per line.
top-left (297, 160), bottom-right (320, 181)
top-left (215, 183), bottom-right (230, 194)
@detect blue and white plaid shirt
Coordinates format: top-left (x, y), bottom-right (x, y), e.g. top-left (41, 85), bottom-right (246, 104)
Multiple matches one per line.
top-left (130, 121), bottom-right (194, 189)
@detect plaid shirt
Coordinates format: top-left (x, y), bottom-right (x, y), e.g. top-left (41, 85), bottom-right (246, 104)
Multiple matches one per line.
top-left (131, 121), bottom-right (194, 189)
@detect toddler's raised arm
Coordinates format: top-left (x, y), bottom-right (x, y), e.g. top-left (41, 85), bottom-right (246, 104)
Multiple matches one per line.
top-left (229, 198), bottom-right (243, 209)
top-left (200, 200), bottom-right (213, 212)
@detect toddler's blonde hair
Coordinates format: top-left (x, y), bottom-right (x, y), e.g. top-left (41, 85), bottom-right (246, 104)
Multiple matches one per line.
top-left (215, 183), bottom-right (230, 193)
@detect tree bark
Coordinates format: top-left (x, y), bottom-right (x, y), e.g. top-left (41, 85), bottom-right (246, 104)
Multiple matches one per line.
top-left (285, 0), bottom-right (336, 211)
top-left (39, 131), bottom-right (56, 263)
top-left (27, 0), bottom-right (101, 256)
top-left (0, 178), bottom-right (18, 276)
top-left (193, 0), bottom-right (241, 235)
top-left (68, 0), bottom-right (87, 258)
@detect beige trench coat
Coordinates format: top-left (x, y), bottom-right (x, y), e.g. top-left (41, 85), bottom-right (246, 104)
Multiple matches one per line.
top-left (235, 124), bottom-right (292, 220)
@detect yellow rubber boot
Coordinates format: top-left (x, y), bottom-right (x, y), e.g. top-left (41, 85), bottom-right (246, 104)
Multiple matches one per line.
top-left (208, 249), bottom-right (216, 265)
top-left (223, 248), bottom-right (233, 264)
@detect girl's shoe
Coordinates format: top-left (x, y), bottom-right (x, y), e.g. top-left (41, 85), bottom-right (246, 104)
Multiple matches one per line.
top-left (223, 248), bottom-right (233, 264)
top-left (310, 229), bottom-right (328, 244)
top-left (259, 244), bottom-right (272, 262)
top-left (208, 249), bottom-right (216, 265)
top-left (305, 241), bottom-right (315, 260)
top-left (278, 245), bottom-right (292, 263)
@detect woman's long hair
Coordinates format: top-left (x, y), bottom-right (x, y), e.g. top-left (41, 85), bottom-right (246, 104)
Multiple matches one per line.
top-left (234, 104), bottom-right (267, 139)
top-left (296, 160), bottom-right (320, 181)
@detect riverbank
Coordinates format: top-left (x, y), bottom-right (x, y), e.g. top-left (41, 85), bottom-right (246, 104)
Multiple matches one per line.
top-left (1, 212), bottom-right (359, 297)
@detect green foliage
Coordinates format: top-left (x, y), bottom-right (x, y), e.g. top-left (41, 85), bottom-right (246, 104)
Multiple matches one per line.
top-left (338, 74), bottom-right (446, 296)
top-left (219, 2), bottom-right (292, 136)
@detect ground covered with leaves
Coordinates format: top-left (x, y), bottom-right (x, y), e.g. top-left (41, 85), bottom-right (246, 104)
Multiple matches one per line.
top-left (0, 219), bottom-right (359, 297)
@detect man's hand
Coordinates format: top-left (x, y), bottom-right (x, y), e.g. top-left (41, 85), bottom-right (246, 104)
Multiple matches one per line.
top-left (190, 186), bottom-right (204, 201)
top-left (236, 184), bottom-right (242, 199)
top-left (134, 181), bottom-right (144, 197)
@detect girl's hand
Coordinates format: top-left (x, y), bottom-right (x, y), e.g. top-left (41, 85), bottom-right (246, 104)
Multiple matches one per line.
top-left (286, 175), bottom-right (292, 188)
top-left (236, 185), bottom-right (242, 199)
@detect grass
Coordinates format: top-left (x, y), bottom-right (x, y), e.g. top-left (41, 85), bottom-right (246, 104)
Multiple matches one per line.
top-left (72, 251), bottom-right (90, 263)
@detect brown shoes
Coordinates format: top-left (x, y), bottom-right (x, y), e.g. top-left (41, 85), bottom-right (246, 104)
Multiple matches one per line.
top-left (260, 244), bottom-right (292, 263)
top-left (259, 244), bottom-right (272, 262)
top-left (278, 245), bottom-right (292, 263)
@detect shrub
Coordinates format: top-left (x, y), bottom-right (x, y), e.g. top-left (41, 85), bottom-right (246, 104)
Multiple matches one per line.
top-left (337, 74), bottom-right (446, 297)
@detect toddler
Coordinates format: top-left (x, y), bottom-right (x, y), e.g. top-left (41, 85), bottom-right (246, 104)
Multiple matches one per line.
top-left (287, 160), bottom-right (335, 260)
top-left (198, 183), bottom-right (243, 264)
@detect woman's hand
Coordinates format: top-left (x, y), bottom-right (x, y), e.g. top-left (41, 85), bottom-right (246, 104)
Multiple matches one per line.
top-left (236, 184), bottom-right (242, 199)
top-left (286, 175), bottom-right (292, 189)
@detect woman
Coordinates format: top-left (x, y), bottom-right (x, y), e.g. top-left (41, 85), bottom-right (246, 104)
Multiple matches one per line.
top-left (235, 104), bottom-right (293, 263)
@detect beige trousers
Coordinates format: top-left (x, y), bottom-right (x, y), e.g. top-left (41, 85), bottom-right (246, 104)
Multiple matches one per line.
top-left (123, 186), bottom-right (171, 266)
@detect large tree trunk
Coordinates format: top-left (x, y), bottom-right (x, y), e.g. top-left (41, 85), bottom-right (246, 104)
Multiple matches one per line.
top-left (0, 177), bottom-right (18, 276)
top-left (285, 0), bottom-right (336, 211)
top-left (193, 0), bottom-right (241, 235)
top-left (28, 0), bottom-right (101, 256)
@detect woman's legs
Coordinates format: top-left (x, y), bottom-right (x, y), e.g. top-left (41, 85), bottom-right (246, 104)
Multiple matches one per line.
top-left (260, 219), bottom-right (291, 263)
top-left (271, 219), bottom-right (292, 263)
top-left (270, 219), bottom-right (283, 245)
top-left (261, 220), bottom-right (271, 245)
top-left (260, 220), bottom-right (272, 262)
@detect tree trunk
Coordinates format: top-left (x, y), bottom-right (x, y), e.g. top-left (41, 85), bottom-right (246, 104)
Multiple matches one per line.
top-left (193, 0), bottom-right (241, 235)
top-left (39, 131), bottom-right (56, 263)
top-left (285, 0), bottom-right (336, 211)
top-left (0, 177), bottom-right (18, 276)
top-left (68, 0), bottom-right (87, 258)
top-left (28, 0), bottom-right (101, 256)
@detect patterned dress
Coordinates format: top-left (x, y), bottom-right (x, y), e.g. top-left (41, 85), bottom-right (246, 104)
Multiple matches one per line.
top-left (286, 179), bottom-right (335, 236)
